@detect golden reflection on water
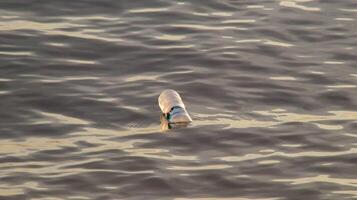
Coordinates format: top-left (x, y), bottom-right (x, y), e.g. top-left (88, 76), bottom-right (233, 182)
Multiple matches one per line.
top-left (176, 198), bottom-right (280, 200)
top-left (46, 42), bottom-right (68, 47)
top-left (324, 61), bottom-right (345, 65)
top-left (326, 85), bottom-right (356, 89)
top-left (31, 198), bottom-right (89, 200)
top-left (0, 20), bottom-right (76, 31)
top-left (192, 12), bottom-right (210, 16)
top-left (193, 117), bottom-right (276, 129)
top-left (280, 144), bottom-right (303, 147)
top-left (0, 158), bottom-right (154, 177)
top-left (125, 74), bottom-right (161, 82)
top-left (34, 111), bottom-right (91, 125)
top-left (0, 185), bottom-right (24, 196)
top-left (171, 24), bottom-right (247, 31)
top-left (155, 34), bottom-right (186, 41)
top-left (193, 110), bottom-right (357, 130)
top-left (20, 75), bottom-right (100, 83)
top-left (0, 51), bottom-right (34, 56)
top-left (339, 9), bottom-right (357, 12)
top-left (313, 123), bottom-right (344, 130)
top-left (0, 181), bottom-right (48, 197)
top-left (253, 110), bottom-right (357, 128)
top-left (0, 126), bottom-right (149, 157)
top-left (167, 164), bottom-right (231, 171)
top-left (63, 15), bottom-right (120, 21)
top-left (0, 91), bottom-right (10, 95)
top-left (222, 19), bottom-right (256, 24)
top-left (247, 5), bottom-right (265, 9)
top-left (211, 12), bottom-right (233, 17)
top-left (0, 115), bottom-right (196, 162)
top-left (269, 76), bottom-right (297, 81)
top-left (220, 148), bottom-right (357, 162)
top-left (274, 174), bottom-right (357, 187)
top-left (190, 12), bottom-right (234, 17)
top-left (234, 39), bottom-right (294, 47)
top-left (257, 160), bottom-right (280, 165)
top-left (2, 108), bottom-right (356, 158)
top-left (128, 8), bottom-right (169, 13)
top-left (263, 39), bottom-right (294, 47)
top-left (335, 18), bottom-right (355, 21)
top-left (61, 59), bottom-right (97, 65)
top-left (236, 39), bottom-right (261, 43)
top-left (259, 149), bottom-right (276, 153)
top-left (279, 0), bottom-right (320, 12)
top-left (1, 108), bottom-right (356, 197)
top-left (344, 133), bottom-right (357, 138)
top-left (155, 44), bottom-right (195, 49)
top-left (0, 111), bottom-right (355, 197)
top-left (332, 190), bottom-right (357, 198)
top-left (307, 70), bottom-right (325, 74)
top-left (0, 19), bottom-right (123, 42)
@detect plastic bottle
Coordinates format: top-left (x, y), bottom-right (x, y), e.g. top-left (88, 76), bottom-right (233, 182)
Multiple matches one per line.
top-left (158, 89), bottom-right (192, 123)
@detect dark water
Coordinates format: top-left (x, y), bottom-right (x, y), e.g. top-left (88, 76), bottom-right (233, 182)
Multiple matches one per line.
top-left (1, 0), bottom-right (357, 199)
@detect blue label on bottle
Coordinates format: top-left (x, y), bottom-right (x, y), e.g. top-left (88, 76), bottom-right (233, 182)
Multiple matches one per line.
top-left (168, 106), bottom-right (183, 121)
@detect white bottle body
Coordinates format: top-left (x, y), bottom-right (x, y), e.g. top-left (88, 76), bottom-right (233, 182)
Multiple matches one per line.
top-left (158, 89), bottom-right (192, 123)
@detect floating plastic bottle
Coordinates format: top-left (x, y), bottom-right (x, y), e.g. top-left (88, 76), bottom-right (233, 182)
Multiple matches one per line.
top-left (158, 89), bottom-right (192, 124)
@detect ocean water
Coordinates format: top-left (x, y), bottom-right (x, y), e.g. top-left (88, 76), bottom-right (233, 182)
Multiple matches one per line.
top-left (0, 0), bottom-right (357, 199)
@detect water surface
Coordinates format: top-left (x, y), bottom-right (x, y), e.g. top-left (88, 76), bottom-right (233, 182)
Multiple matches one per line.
top-left (1, 0), bottom-right (357, 199)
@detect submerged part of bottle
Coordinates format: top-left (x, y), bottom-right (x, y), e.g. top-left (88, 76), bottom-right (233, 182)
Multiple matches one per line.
top-left (160, 114), bottom-right (189, 131)
top-left (158, 89), bottom-right (192, 123)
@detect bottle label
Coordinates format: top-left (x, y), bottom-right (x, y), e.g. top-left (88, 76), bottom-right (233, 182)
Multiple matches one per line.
top-left (168, 106), bottom-right (183, 121)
